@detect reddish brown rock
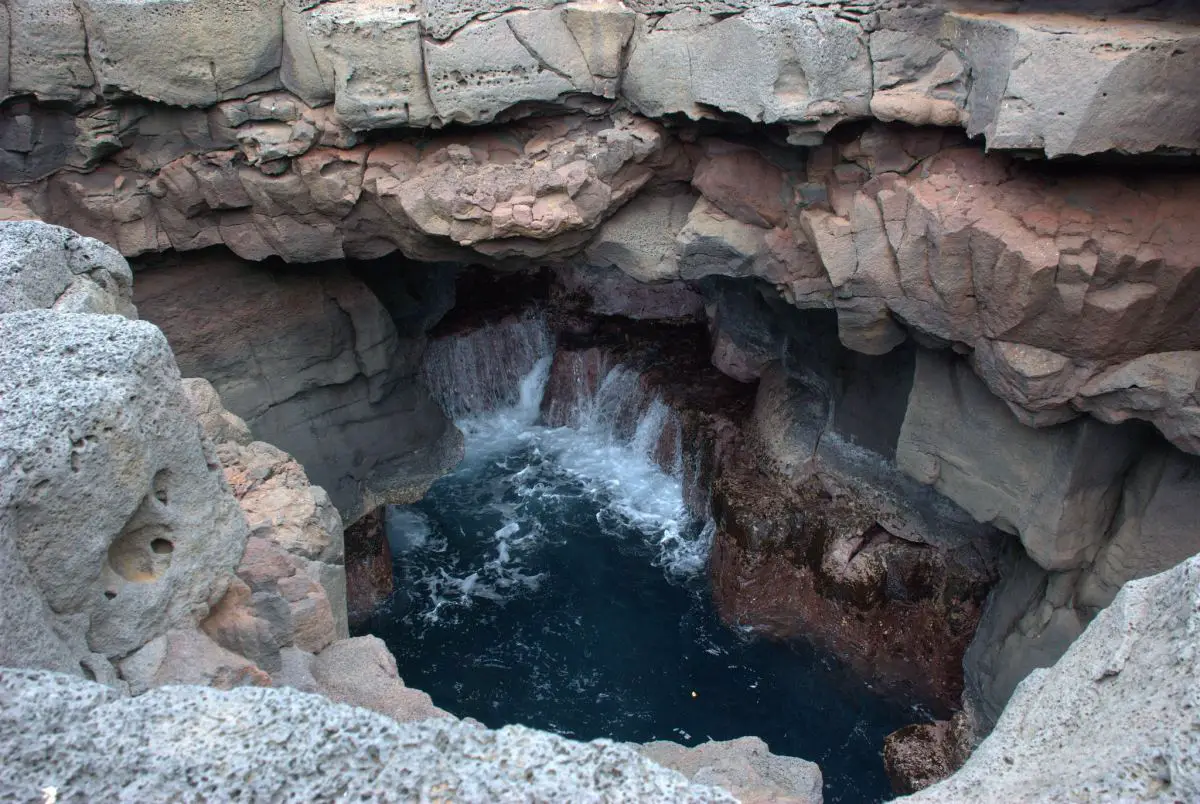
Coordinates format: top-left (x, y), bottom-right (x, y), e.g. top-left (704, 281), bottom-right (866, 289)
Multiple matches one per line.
top-left (344, 508), bottom-right (394, 628)
top-left (691, 142), bottom-right (789, 229)
top-left (709, 448), bottom-right (987, 712)
top-left (882, 711), bottom-right (974, 795)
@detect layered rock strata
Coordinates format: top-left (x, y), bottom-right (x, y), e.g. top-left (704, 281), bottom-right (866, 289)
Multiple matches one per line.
top-left (2, 0), bottom-right (1197, 158)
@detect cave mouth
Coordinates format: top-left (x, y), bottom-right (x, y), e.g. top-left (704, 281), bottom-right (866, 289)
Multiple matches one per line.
top-left (352, 303), bottom-right (930, 804)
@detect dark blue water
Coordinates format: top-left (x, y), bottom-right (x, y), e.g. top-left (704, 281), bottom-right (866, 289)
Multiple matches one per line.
top-left (356, 390), bottom-right (924, 803)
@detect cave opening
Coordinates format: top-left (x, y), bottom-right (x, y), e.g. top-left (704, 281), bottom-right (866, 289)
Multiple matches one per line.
top-left (133, 245), bottom-right (999, 804)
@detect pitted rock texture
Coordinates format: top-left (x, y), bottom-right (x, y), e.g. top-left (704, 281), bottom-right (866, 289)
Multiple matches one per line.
top-left (0, 309), bottom-right (249, 665)
top-left (3, 0), bottom-right (1198, 156)
top-left (903, 550), bottom-right (1200, 803)
top-left (0, 220), bottom-right (135, 317)
top-left (639, 737), bottom-right (824, 804)
top-left (0, 668), bottom-right (737, 803)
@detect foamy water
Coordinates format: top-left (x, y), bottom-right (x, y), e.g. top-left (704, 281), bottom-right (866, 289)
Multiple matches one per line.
top-left (396, 331), bottom-right (711, 623)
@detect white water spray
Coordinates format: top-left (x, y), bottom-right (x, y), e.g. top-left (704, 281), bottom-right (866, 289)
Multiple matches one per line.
top-left (392, 325), bottom-right (714, 621)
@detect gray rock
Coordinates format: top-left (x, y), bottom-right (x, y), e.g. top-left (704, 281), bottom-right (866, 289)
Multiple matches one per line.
top-left (422, 13), bottom-right (577, 125)
top-left (963, 435), bottom-right (1200, 731)
top-left (283, 0), bottom-right (437, 128)
top-left (5, 0), bottom-right (95, 103)
top-left (0, 220), bottom-right (135, 317)
top-left (585, 187), bottom-right (696, 282)
top-left (1078, 440), bottom-right (1200, 609)
top-left (947, 11), bottom-right (1200, 158)
top-left (639, 736), bottom-right (823, 803)
top-left (897, 350), bottom-right (1141, 571)
top-left (76, 0), bottom-right (284, 107)
top-left (906, 550), bottom-right (1200, 803)
top-left (117, 627), bottom-right (270, 696)
top-left (0, 668), bottom-right (737, 803)
top-left (623, 6), bottom-right (871, 130)
top-left (133, 251), bottom-right (462, 521)
top-left (0, 311), bottom-right (248, 659)
top-left (181, 378), bottom-right (253, 446)
top-left (962, 545), bottom-right (1086, 731)
top-left (310, 635), bottom-right (451, 723)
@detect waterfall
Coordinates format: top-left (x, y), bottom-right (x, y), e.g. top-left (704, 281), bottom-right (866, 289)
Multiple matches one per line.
top-left (422, 310), bottom-right (554, 420)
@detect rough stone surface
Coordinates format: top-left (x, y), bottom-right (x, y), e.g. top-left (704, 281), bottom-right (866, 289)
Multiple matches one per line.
top-left (0, 668), bottom-right (738, 803)
top-left (905, 551), bottom-right (1200, 803)
top-left (309, 635), bottom-right (451, 723)
top-left (135, 251), bottom-right (462, 521)
top-left (0, 221), bottom-right (135, 317)
top-left (0, 310), bottom-right (248, 660)
top-left (962, 434), bottom-right (1200, 730)
top-left (3, 0), bottom-right (1196, 158)
top-left (897, 350), bottom-right (1141, 572)
top-left (116, 626), bottom-right (272, 696)
top-left (77, 0), bottom-right (284, 107)
top-left (639, 737), bottom-right (823, 804)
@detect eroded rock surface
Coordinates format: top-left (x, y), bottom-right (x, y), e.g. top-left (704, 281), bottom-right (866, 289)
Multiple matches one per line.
top-left (0, 310), bottom-right (248, 668)
top-left (5, 0), bottom-right (1196, 156)
top-left (135, 250), bottom-right (463, 521)
top-left (0, 668), bottom-right (737, 803)
top-left (904, 550), bottom-right (1200, 803)
top-left (639, 737), bottom-right (823, 804)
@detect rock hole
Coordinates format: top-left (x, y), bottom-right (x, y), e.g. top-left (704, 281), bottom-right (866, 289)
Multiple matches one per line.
top-left (107, 470), bottom-right (176, 582)
top-left (104, 590), bottom-right (116, 599)
top-left (79, 661), bottom-right (96, 681)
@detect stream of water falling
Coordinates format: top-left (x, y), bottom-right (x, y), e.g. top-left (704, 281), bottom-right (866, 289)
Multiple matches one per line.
top-left (359, 313), bottom-right (922, 803)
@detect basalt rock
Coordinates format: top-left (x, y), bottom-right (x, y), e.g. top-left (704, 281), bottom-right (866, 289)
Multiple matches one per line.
top-left (639, 737), bottom-right (823, 804)
top-left (0, 668), bottom-right (737, 803)
top-left (883, 712), bottom-right (973, 796)
top-left (905, 550), bottom-right (1200, 803)
top-left (800, 124), bottom-right (1200, 455)
top-left (0, 310), bottom-right (249, 666)
top-left (0, 220), bottom-right (136, 316)
top-left (4, 0), bottom-right (1197, 157)
top-left (134, 250), bottom-right (464, 522)
top-left (343, 508), bottom-right (395, 628)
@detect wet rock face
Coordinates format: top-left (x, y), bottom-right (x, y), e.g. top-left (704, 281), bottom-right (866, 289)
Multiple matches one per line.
top-left (343, 508), bottom-right (395, 629)
top-left (709, 453), bottom-right (994, 712)
top-left (882, 712), bottom-right (973, 796)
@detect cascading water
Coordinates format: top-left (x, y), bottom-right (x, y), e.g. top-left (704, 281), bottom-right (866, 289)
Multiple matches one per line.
top-left (361, 317), bottom-right (921, 803)
top-left (422, 311), bottom-right (554, 420)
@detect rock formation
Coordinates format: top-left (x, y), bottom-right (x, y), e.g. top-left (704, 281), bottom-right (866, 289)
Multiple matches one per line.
top-left (0, 668), bottom-right (734, 803)
top-left (639, 737), bottom-right (823, 804)
top-left (3, 0), bottom-right (1200, 798)
top-left (133, 250), bottom-right (464, 522)
top-left (0, 219), bottom-right (829, 803)
top-left (902, 549), bottom-right (1200, 802)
